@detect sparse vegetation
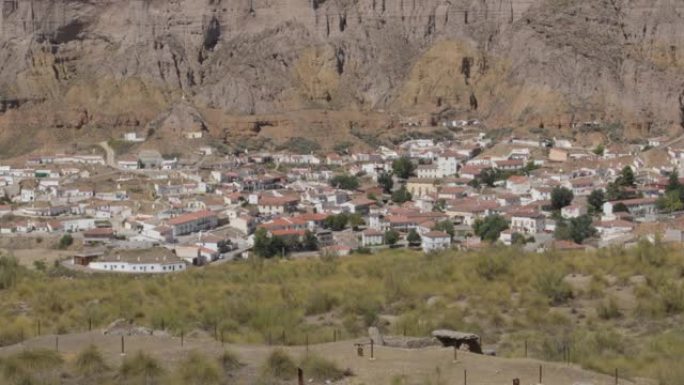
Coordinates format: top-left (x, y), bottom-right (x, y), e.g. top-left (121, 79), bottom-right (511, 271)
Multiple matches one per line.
top-left (277, 137), bottom-right (321, 155)
top-left (262, 349), bottom-right (297, 380)
top-left (58, 234), bottom-right (74, 249)
top-left (299, 354), bottom-right (349, 381)
top-left (0, 245), bottom-right (684, 382)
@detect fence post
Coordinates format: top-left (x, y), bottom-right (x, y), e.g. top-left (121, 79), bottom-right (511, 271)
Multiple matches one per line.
top-left (181, 330), bottom-right (184, 347)
top-left (453, 346), bottom-right (458, 362)
top-left (463, 369), bottom-right (467, 385)
top-left (370, 339), bottom-right (375, 360)
top-left (539, 364), bottom-right (543, 384)
top-left (306, 333), bottom-right (309, 356)
top-left (615, 368), bottom-right (618, 385)
top-left (221, 330), bottom-right (225, 347)
top-left (524, 339), bottom-right (528, 358)
top-left (298, 367), bottom-right (304, 385)
top-left (121, 336), bottom-right (125, 356)
top-left (55, 336), bottom-right (59, 352)
top-left (89, 318), bottom-right (92, 331)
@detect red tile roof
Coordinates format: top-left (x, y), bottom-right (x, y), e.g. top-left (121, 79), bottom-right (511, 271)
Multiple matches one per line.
top-left (167, 210), bottom-right (216, 226)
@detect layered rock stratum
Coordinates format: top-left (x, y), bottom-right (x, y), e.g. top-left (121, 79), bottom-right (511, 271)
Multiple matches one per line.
top-left (0, 0), bottom-right (683, 155)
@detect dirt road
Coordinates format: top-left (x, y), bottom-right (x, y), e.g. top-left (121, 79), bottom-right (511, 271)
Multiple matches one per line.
top-left (0, 332), bottom-right (644, 385)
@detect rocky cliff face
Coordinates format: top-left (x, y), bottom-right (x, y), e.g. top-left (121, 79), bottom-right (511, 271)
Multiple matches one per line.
top-left (0, 0), bottom-right (683, 153)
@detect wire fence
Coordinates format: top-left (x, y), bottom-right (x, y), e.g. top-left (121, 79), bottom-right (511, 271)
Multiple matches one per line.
top-left (3, 319), bottom-right (637, 385)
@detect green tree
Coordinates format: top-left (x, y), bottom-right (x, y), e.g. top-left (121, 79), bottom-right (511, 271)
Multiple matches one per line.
top-left (432, 220), bottom-right (455, 239)
top-left (329, 174), bottom-right (359, 190)
top-left (253, 228), bottom-right (273, 258)
top-left (391, 186), bottom-right (412, 203)
top-left (473, 215), bottom-right (509, 242)
top-left (378, 172), bottom-right (394, 194)
top-left (433, 199), bottom-right (447, 212)
top-left (348, 213), bottom-right (365, 230)
top-left (666, 170), bottom-right (684, 202)
top-left (324, 213), bottom-right (349, 231)
top-left (59, 234), bottom-right (74, 249)
top-left (302, 230), bottom-right (319, 251)
top-left (667, 170), bottom-right (682, 193)
top-left (479, 168), bottom-right (500, 187)
top-left (384, 230), bottom-right (400, 246)
top-left (593, 144), bottom-right (605, 156)
top-left (550, 187), bottom-right (574, 211)
top-left (554, 215), bottom-right (597, 244)
top-left (619, 166), bottom-right (635, 187)
top-left (392, 157), bottom-right (416, 179)
top-left (606, 181), bottom-right (626, 201)
top-left (657, 190), bottom-right (683, 213)
top-left (511, 232), bottom-right (528, 245)
top-left (613, 202), bottom-right (628, 212)
top-left (587, 189), bottom-right (606, 214)
top-left (406, 229), bottom-right (421, 246)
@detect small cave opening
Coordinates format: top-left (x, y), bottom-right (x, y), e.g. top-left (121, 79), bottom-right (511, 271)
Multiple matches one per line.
top-left (203, 17), bottom-right (221, 52)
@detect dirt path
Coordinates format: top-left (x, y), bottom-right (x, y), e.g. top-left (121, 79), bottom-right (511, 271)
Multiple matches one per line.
top-left (0, 332), bottom-right (646, 385)
top-left (98, 141), bottom-right (116, 168)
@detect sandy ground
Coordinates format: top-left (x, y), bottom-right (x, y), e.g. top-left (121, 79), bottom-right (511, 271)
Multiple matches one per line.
top-left (1, 248), bottom-right (71, 269)
top-left (0, 331), bottom-right (648, 385)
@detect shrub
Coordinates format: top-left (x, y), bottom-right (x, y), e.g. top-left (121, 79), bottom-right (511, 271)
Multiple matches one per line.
top-left (329, 174), bottom-right (359, 190)
top-left (219, 350), bottom-right (243, 373)
top-left (277, 137), bottom-right (321, 154)
top-left (305, 291), bottom-right (338, 315)
top-left (0, 256), bottom-right (20, 290)
top-left (262, 349), bottom-right (297, 380)
top-left (535, 268), bottom-right (573, 305)
top-left (476, 254), bottom-right (511, 281)
top-left (74, 344), bottom-right (109, 377)
top-left (597, 297), bottom-right (622, 320)
top-left (1, 349), bottom-right (63, 385)
top-left (299, 354), bottom-right (349, 382)
top-left (119, 351), bottom-right (165, 385)
top-left (59, 234), bottom-right (74, 249)
top-left (175, 351), bottom-right (221, 385)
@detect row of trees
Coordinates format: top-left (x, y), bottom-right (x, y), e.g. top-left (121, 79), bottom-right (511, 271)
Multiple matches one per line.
top-left (253, 228), bottom-right (319, 258)
top-left (468, 162), bottom-right (539, 188)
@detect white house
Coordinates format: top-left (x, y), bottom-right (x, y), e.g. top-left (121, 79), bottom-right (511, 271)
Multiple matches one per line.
top-left (361, 229), bottom-right (384, 247)
top-left (506, 176), bottom-right (531, 195)
top-left (561, 204), bottom-right (587, 219)
top-left (123, 132), bottom-right (145, 142)
top-left (166, 210), bottom-right (218, 237)
top-left (436, 152), bottom-right (460, 177)
top-left (510, 210), bottom-right (545, 234)
top-left (87, 248), bottom-right (187, 274)
top-left (421, 231), bottom-right (451, 253)
top-left (257, 196), bottom-right (299, 216)
top-left (602, 198), bottom-right (658, 219)
top-left (416, 164), bottom-right (440, 179)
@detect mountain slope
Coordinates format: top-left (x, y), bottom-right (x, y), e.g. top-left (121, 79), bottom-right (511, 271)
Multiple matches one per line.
top-left (0, 0), bottom-right (683, 154)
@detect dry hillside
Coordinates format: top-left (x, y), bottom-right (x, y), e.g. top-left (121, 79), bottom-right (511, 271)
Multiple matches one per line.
top-left (0, 0), bottom-right (683, 155)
